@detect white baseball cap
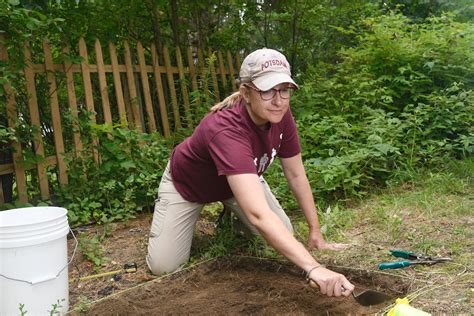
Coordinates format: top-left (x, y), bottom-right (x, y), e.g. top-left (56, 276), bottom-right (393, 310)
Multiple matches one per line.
top-left (239, 48), bottom-right (298, 91)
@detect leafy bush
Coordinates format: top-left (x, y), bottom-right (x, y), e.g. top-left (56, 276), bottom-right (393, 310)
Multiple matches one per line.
top-left (293, 84), bottom-right (473, 202)
top-left (296, 12), bottom-right (473, 116)
top-left (54, 123), bottom-right (172, 226)
top-left (285, 10), bottom-right (474, 204)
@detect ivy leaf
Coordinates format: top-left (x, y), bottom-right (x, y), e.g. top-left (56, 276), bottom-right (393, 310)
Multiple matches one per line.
top-left (424, 61), bottom-right (435, 70)
top-left (120, 161), bottom-right (136, 170)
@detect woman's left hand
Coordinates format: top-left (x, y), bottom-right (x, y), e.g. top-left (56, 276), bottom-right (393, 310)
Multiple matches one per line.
top-left (307, 232), bottom-right (349, 251)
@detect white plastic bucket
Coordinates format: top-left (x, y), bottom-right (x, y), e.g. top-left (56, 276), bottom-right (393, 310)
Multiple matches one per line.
top-left (0, 207), bottom-right (72, 315)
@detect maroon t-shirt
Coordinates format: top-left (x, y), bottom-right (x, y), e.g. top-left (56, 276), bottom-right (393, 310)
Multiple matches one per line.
top-left (170, 98), bottom-right (301, 203)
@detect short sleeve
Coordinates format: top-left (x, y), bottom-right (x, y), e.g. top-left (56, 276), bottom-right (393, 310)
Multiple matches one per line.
top-left (278, 109), bottom-right (301, 158)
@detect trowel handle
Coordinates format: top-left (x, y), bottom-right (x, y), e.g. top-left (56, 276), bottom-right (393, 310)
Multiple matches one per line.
top-left (378, 261), bottom-right (412, 270)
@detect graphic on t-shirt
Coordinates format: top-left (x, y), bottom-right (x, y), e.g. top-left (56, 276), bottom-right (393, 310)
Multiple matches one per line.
top-left (258, 153), bottom-right (269, 173)
top-left (256, 133), bottom-right (283, 174)
top-left (269, 148), bottom-right (277, 165)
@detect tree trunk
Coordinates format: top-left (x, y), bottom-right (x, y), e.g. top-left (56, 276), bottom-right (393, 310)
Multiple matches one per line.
top-left (149, 0), bottom-right (164, 56)
top-left (170, 0), bottom-right (180, 47)
top-left (290, 0), bottom-right (299, 74)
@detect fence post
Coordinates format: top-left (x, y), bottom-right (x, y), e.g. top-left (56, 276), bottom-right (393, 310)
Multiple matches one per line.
top-left (0, 35), bottom-right (28, 203)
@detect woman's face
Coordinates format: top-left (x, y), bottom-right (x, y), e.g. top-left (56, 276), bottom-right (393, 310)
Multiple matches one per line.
top-left (241, 83), bottom-right (293, 128)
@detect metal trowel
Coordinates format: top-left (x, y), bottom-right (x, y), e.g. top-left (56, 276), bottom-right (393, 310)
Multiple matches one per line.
top-left (309, 280), bottom-right (391, 306)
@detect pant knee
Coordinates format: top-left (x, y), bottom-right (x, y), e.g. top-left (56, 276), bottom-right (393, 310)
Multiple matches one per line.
top-left (146, 253), bottom-right (184, 275)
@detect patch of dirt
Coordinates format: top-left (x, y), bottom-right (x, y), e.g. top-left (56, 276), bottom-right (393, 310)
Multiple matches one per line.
top-left (66, 212), bottom-right (405, 315)
top-left (69, 256), bottom-right (400, 315)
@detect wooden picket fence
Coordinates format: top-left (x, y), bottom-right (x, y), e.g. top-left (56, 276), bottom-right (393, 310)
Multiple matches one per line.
top-left (0, 36), bottom-right (242, 204)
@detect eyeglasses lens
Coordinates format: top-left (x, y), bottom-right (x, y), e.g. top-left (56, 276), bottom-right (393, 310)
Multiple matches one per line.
top-left (261, 89), bottom-right (292, 100)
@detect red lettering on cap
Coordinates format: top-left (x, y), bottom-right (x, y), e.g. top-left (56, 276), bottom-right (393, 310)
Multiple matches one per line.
top-left (261, 59), bottom-right (288, 71)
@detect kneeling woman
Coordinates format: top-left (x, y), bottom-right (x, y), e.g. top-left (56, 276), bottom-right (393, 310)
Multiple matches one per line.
top-left (146, 48), bottom-right (354, 298)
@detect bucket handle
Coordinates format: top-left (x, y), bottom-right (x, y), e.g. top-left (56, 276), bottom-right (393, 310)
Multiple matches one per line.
top-left (0, 227), bottom-right (78, 285)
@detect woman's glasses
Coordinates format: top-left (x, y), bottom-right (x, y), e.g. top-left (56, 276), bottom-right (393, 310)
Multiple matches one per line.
top-left (244, 84), bottom-right (293, 101)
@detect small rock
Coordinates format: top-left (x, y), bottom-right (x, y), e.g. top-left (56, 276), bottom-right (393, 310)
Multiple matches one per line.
top-left (98, 285), bottom-right (115, 296)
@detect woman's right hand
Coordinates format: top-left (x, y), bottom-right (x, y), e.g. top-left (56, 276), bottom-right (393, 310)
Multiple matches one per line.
top-left (308, 267), bottom-right (355, 297)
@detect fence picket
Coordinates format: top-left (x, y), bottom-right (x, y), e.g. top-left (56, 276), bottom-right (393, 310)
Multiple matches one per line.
top-left (79, 39), bottom-right (96, 121)
top-left (227, 50), bottom-right (237, 91)
top-left (217, 51), bottom-right (228, 95)
top-left (151, 44), bottom-right (170, 137)
top-left (109, 42), bottom-right (128, 126)
top-left (176, 47), bottom-right (192, 128)
top-left (163, 46), bottom-right (181, 129)
top-left (62, 46), bottom-right (83, 157)
top-left (124, 41), bottom-right (143, 133)
top-left (24, 43), bottom-right (50, 199)
top-left (208, 48), bottom-right (220, 103)
top-left (197, 48), bottom-right (209, 102)
top-left (94, 39), bottom-right (113, 127)
top-left (79, 38), bottom-right (100, 163)
top-left (137, 42), bottom-right (157, 132)
top-left (1, 38), bottom-right (28, 203)
top-left (187, 47), bottom-right (200, 108)
top-left (122, 76), bottom-right (135, 128)
top-left (43, 39), bottom-right (68, 185)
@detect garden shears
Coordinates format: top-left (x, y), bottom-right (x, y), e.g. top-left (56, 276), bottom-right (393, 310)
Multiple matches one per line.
top-left (378, 250), bottom-right (452, 270)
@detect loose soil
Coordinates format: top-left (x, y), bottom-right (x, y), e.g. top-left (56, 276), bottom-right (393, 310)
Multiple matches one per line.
top-left (70, 257), bottom-right (400, 315)
top-left (67, 213), bottom-right (407, 315)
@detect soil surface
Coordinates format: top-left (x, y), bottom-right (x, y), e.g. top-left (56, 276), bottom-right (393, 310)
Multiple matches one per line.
top-left (70, 257), bottom-right (398, 315)
top-left (66, 212), bottom-right (406, 315)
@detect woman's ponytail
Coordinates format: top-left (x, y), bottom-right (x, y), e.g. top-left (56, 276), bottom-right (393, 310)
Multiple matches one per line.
top-left (210, 91), bottom-right (241, 112)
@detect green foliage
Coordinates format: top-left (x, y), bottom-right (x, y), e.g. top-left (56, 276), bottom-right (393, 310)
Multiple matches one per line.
top-left (47, 299), bottom-right (65, 316)
top-left (72, 296), bottom-right (92, 313)
top-left (53, 122), bottom-right (172, 226)
top-left (298, 12), bottom-right (473, 114)
top-left (78, 233), bottom-right (108, 269)
top-left (196, 213), bottom-right (241, 260)
top-left (285, 12), bottom-right (474, 202)
top-left (0, 1), bottom-right (63, 97)
top-left (18, 303), bottom-right (27, 316)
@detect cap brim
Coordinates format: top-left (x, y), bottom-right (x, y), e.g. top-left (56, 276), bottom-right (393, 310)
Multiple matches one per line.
top-left (252, 73), bottom-right (298, 91)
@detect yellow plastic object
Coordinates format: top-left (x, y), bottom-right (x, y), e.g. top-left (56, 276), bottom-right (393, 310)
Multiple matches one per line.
top-left (387, 297), bottom-right (431, 316)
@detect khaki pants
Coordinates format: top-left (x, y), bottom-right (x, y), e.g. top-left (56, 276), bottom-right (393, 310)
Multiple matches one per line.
top-left (146, 162), bottom-right (293, 275)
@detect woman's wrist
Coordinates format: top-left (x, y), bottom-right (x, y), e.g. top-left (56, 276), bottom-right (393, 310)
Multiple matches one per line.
top-left (305, 264), bottom-right (325, 282)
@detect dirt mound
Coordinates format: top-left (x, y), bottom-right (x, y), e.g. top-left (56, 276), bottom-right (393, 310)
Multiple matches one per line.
top-left (70, 256), bottom-right (400, 315)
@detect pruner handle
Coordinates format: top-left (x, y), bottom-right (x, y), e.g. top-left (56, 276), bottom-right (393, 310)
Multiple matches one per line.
top-left (389, 250), bottom-right (418, 259)
top-left (378, 261), bottom-right (412, 270)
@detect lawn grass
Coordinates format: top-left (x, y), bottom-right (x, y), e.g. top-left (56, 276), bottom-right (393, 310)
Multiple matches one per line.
top-left (299, 158), bottom-right (473, 313)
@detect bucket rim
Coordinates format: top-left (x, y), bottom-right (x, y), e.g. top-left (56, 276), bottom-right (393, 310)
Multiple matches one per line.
top-left (0, 206), bottom-right (67, 228)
